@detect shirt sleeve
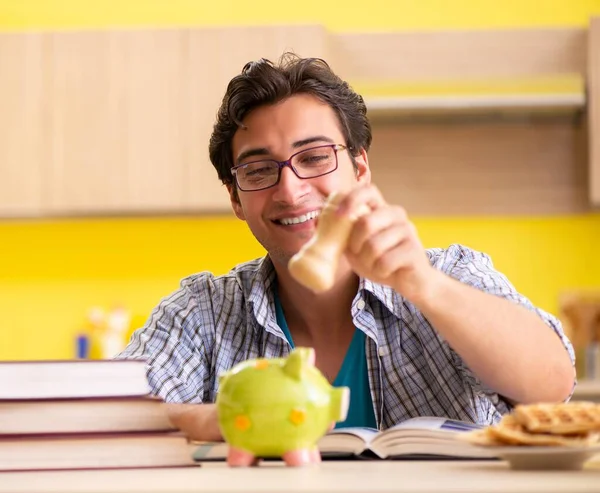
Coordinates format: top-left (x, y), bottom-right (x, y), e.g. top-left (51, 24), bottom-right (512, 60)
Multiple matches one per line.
top-left (428, 244), bottom-right (576, 401)
top-left (115, 278), bottom-right (215, 403)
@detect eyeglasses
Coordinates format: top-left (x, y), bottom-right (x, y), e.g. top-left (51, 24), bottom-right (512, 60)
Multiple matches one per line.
top-left (231, 144), bottom-right (347, 192)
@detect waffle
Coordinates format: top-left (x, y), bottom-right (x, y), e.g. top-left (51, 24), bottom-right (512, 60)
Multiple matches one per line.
top-left (460, 428), bottom-right (504, 446)
top-left (487, 414), bottom-right (599, 447)
top-left (460, 402), bottom-right (600, 448)
top-left (513, 402), bottom-right (600, 435)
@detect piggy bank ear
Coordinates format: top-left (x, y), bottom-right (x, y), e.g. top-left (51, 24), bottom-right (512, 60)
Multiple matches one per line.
top-left (283, 347), bottom-right (316, 380)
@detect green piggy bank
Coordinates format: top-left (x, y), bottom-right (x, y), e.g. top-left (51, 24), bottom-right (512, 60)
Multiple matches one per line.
top-left (216, 347), bottom-right (349, 466)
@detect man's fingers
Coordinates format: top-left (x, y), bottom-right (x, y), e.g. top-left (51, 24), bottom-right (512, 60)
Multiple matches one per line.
top-left (336, 184), bottom-right (386, 217)
top-left (349, 216), bottom-right (409, 259)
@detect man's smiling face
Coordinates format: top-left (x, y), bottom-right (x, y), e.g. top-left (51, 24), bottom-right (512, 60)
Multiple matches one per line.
top-left (229, 93), bottom-right (370, 266)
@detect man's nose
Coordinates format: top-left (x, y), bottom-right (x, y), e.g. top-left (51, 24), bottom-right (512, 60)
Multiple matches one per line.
top-left (271, 165), bottom-right (309, 202)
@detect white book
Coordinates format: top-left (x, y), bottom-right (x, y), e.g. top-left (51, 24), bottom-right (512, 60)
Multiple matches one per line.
top-left (0, 359), bottom-right (150, 400)
top-left (0, 396), bottom-right (175, 435)
top-left (0, 432), bottom-right (196, 472)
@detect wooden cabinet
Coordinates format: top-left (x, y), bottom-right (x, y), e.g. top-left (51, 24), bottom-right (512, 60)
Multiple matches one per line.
top-left (0, 26), bottom-right (328, 217)
top-left (336, 24), bottom-right (592, 214)
top-left (0, 34), bottom-right (46, 217)
top-left (0, 22), bottom-right (598, 217)
top-left (369, 120), bottom-right (588, 215)
top-left (46, 30), bottom-right (192, 215)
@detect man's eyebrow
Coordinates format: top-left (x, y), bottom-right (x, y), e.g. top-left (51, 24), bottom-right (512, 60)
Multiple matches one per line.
top-left (236, 147), bottom-right (270, 165)
top-left (235, 136), bottom-right (335, 164)
top-left (291, 135), bottom-right (335, 149)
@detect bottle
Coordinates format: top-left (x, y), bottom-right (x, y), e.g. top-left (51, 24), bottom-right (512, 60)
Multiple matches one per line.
top-left (101, 305), bottom-right (131, 358)
top-left (74, 333), bottom-right (90, 359)
top-left (86, 307), bottom-right (106, 360)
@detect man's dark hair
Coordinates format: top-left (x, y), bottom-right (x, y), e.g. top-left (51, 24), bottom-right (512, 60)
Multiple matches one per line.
top-left (208, 52), bottom-right (372, 190)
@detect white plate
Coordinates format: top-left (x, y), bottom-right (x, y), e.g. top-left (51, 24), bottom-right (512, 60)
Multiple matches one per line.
top-left (475, 444), bottom-right (600, 471)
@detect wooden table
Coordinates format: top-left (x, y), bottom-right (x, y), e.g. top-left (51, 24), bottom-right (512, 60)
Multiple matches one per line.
top-left (1, 460), bottom-right (599, 493)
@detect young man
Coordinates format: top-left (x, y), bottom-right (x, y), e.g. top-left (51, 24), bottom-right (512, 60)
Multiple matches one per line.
top-left (117, 54), bottom-right (575, 465)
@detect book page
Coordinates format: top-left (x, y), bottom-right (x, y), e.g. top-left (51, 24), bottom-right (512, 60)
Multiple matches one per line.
top-left (387, 417), bottom-right (481, 433)
top-left (325, 427), bottom-right (379, 443)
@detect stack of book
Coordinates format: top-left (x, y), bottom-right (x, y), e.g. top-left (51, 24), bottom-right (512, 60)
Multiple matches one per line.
top-left (0, 359), bottom-right (196, 472)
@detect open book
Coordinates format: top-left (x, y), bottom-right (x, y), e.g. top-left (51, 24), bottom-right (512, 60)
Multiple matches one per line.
top-left (193, 417), bottom-right (498, 461)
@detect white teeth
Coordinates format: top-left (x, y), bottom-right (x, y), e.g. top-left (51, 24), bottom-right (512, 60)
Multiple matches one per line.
top-left (279, 210), bottom-right (320, 225)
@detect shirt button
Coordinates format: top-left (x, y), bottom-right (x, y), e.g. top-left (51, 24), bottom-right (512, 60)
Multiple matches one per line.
top-left (378, 347), bottom-right (386, 357)
top-left (356, 299), bottom-right (366, 310)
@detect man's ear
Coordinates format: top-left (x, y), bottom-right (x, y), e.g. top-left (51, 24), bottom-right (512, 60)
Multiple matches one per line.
top-left (227, 184), bottom-right (246, 221)
top-left (354, 148), bottom-right (371, 185)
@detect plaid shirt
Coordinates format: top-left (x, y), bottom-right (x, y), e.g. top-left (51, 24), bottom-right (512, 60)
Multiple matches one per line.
top-left (117, 243), bottom-right (574, 430)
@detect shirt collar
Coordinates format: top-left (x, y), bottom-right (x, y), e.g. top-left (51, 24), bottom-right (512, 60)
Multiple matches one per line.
top-left (245, 255), bottom-right (403, 327)
top-left (247, 255), bottom-right (276, 305)
top-left (245, 256), bottom-right (281, 335)
top-left (358, 277), bottom-right (404, 319)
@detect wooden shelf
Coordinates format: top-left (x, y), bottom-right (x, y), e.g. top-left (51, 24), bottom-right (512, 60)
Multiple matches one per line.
top-left (365, 92), bottom-right (585, 117)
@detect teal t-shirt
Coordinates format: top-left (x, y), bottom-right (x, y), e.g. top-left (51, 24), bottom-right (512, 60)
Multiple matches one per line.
top-left (273, 290), bottom-right (377, 429)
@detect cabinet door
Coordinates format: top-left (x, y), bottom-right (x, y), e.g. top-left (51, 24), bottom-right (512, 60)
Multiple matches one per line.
top-left (46, 30), bottom-right (191, 215)
top-left (0, 34), bottom-right (46, 217)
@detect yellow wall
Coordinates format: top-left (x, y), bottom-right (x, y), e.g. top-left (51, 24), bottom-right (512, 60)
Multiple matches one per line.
top-left (2, 212), bottom-right (599, 360)
top-left (1, 0), bottom-right (598, 30)
top-left (1, 0), bottom-right (599, 360)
